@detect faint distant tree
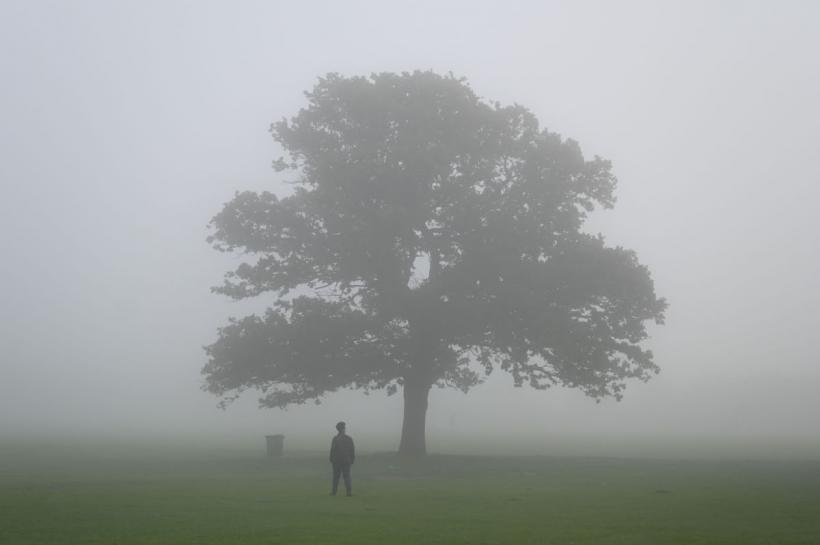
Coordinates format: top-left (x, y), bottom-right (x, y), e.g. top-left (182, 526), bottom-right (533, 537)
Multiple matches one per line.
top-left (203, 72), bottom-right (666, 456)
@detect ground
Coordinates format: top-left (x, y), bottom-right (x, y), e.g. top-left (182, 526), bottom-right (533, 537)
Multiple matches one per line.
top-left (2, 440), bottom-right (819, 544)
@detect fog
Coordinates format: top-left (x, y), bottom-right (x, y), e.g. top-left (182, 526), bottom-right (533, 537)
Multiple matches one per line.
top-left (2, 1), bottom-right (818, 457)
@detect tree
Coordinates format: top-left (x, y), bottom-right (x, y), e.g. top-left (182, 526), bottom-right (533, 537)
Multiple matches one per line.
top-left (203, 71), bottom-right (666, 456)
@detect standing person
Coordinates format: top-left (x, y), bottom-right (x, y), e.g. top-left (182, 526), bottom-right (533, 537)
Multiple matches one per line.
top-left (329, 421), bottom-right (355, 496)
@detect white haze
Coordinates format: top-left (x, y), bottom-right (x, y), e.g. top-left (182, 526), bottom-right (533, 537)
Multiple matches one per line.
top-left (1, 1), bottom-right (818, 456)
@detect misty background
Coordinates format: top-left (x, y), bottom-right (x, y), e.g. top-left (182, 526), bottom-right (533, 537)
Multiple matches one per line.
top-left (1, 1), bottom-right (818, 455)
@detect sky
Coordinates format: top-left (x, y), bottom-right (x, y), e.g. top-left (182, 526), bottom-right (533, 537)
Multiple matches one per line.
top-left (1, 0), bottom-right (818, 453)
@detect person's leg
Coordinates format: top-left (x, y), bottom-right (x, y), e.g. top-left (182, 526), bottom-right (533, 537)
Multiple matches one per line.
top-left (342, 464), bottom-right (352, 496)
top-left (331, 464), bottom-right (341, 495)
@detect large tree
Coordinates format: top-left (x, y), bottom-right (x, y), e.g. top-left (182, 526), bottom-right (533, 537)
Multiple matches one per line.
top-left (204, 72), bottom-right (666, 456)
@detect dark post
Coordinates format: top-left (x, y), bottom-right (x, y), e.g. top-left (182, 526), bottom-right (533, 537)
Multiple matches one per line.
top-left (265, 434), bottom-right (285, 457)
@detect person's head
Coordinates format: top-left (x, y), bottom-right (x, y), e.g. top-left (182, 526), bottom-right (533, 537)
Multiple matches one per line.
top-left (336, 421), bottom-right (346, 434)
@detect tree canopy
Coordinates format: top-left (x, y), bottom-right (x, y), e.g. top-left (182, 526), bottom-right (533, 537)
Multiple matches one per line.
top-left (203, 71), bottom-right (666, 455)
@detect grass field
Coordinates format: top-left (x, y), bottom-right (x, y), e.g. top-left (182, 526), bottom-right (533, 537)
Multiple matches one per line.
top-left (2, 440), bottom-right (820, 544)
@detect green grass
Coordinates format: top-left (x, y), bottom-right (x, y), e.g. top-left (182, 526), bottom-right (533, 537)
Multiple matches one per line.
top-left (2, 441), bottom-right (819, 544)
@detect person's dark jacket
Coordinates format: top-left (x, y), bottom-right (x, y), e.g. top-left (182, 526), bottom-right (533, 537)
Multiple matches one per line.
top-left (330, 434), bottom-right (355, 465)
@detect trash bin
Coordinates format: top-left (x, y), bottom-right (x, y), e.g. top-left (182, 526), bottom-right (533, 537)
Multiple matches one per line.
top-left (265, 434), bottom-right (284, 457)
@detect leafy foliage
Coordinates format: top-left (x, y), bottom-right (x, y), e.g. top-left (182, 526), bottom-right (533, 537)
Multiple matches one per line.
top-left (204, 71), bottom-right (666, 409)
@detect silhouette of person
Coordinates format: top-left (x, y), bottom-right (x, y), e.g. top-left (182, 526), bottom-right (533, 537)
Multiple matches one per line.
top-left (329, 421), bottom-right (355, 496)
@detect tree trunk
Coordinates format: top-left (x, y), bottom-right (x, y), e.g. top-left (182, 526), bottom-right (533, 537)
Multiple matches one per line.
top-left (398, 380), bottom-right (431, 456)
